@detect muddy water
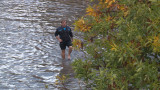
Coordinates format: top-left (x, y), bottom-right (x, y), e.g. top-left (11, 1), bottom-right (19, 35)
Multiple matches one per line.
top-left (0, 0), bottom-right (87, 89)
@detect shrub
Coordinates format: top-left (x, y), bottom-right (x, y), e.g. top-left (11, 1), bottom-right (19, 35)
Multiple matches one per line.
top-left (72, 0), bottom-right (160, 89)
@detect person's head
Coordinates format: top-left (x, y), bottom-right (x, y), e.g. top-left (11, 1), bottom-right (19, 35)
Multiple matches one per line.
top-left (61, 20), bottom-right (67, 27)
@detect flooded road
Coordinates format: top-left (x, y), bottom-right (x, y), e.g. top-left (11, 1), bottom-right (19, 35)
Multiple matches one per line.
top-left (0, 0), bottom-right (87, 89)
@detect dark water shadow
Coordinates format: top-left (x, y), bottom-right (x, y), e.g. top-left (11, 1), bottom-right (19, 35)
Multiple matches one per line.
top-left (60, 59), bottom-right (73, 76)
top-left (59, 59), bottom-right (82, 89)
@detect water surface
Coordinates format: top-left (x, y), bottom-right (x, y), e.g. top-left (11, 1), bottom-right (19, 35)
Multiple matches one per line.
top-left (0, 0), bottom-right (87, 89)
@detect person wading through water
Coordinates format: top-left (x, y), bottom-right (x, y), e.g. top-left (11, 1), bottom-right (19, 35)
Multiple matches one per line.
top-left (55, 20), bottom-right (73, 60)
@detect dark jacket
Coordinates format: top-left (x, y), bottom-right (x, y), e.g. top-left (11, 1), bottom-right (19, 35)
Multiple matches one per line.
top-left (55, 26), bottom-right (73, 42)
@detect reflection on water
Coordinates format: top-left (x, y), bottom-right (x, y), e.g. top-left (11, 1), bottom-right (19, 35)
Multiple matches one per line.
top-left (0, 0), bottom-right (87, 89)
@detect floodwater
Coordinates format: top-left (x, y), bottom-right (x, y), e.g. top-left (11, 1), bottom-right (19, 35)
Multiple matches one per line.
top-left (0, 0), bottom-right (87, 89)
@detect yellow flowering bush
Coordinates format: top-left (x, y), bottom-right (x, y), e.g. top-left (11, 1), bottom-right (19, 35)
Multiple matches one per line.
top-left (73, 0), bottom-right (160, 89)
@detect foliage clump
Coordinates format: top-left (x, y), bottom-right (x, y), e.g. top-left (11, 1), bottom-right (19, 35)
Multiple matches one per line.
top-left (73, 0), bottom-right (160, 89)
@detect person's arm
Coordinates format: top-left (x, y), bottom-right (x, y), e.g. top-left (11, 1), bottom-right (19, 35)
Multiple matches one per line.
top-left (71, 37), bottom-right (73, 42)
top-left (69, 27), bottom-right (73, 41)
top-left (55, 29), bottom-right (62, 42)
top-left (56, 36), bottom-right (62, 42)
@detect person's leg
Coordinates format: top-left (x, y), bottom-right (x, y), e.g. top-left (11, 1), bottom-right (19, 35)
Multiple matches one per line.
top-left (68, 46), bottom-right (72, 60)
top-left (61, 50), bottom-right (65, 60)
top-left (66, 41), bottom-right (73, 60)
top-left (60, 42), bottom-right (66, 59)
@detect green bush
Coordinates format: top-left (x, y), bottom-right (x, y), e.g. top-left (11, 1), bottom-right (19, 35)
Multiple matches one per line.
top-left (73, 0), bottom-right (160, 89)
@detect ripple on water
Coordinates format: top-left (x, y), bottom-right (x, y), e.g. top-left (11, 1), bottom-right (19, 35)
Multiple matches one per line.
top-left (0, 0), bottom-right (87, 89)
